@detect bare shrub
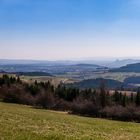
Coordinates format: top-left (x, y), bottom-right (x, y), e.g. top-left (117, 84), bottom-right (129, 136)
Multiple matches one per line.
top-left (100, 105), bottom-right (140, 122)
top-left (71, 97), bottom-right (100, 117)
top-left (35, 90), bottom-right (55, 109)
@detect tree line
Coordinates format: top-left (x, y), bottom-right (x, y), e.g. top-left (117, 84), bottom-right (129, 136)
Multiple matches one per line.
top-left (0, 75), bottom-right (140, 122)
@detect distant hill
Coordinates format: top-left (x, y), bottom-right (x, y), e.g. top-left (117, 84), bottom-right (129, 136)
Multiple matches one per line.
top-left (1, 59), bottom-right (140, 68)
top-left (124, 76), bottom-right (140, 84)
top-left (0, 70), bottom-right (6, 73)
top-left (0, 59), bottom-right (112, 66)
top-left (0, 63), bottom-right (106, 75)
top-left (67, 78), bottom-right (126, 89)
top-left (0, 71), bottom-right (52, 77)
top-left (110, 63), bottom-right (140, 72)
top-left (16, 72), bottom-right (52, 76)
top-left (106, 59), bottom-right (140, 68)
top-left (75, 64), bottom-right (99, 67)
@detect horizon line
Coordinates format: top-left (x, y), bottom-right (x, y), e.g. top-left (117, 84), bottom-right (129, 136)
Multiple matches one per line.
top-left (0, 57), bottom-right (140, 62)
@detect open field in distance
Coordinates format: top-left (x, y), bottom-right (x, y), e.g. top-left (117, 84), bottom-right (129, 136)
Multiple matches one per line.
top-left (59, 72), bottom-right (140, 82)
top-left (20, 76), bottom-right (77, 87)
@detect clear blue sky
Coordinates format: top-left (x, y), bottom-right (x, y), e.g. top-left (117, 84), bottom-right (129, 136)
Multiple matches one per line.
top-left (0, 0), bottom-right (140, 60)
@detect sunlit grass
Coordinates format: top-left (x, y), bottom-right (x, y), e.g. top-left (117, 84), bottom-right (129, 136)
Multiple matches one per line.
top-left (0, 102), bottom-right (140, 140)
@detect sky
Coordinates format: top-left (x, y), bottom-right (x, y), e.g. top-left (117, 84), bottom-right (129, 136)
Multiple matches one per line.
top-left (0, 0), bottom-right (140, 60)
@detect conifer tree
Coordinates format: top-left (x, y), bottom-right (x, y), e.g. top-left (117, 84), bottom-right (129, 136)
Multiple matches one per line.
top-left (135, 90), bottom-right (140, 106)
top-left (130, 93), bottom-right (134, 103)
top-left (122, 94), bottom-right (127, 107)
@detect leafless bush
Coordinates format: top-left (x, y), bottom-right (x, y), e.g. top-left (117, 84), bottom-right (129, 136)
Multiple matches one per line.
top-left (71, 97), bottom-right (100, 117)
top-left (54, 98), bottom-right (72, 111)
top-left (3, 88), bottom-right (35, 105)
top-left (35, 90), bottom-right (55, 109)
top-left (100, 105), bottom-right (140, 122)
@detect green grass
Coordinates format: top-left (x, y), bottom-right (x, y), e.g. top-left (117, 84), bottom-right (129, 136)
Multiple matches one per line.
top-left (0, 102), bottom-right (140, 140)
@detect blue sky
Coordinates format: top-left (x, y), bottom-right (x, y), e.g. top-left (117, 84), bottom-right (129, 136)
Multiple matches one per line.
top-left (0, 0), bottom-right (140, 60)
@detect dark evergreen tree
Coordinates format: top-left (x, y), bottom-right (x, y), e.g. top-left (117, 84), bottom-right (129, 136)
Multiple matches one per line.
top-left (113, 90), bottom-right (120, 104)
top-left (130, 93), bottom-right (134, 103)
top-left (100, 81), bottom-right (106, 108)
top-left (17, 76), bottom-right (22, 84)
top-left (34, 80), bottom-right (38, 85)
top-left (122, 94), bottom-right (127, 107)
top-left (135, 90), bottom-right (140, 106)
top-left (119, 92), bottom-right (123, 104)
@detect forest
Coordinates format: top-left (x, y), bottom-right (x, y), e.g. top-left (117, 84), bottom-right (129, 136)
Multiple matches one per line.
top-left (0, 75), bottom-right (140, 122)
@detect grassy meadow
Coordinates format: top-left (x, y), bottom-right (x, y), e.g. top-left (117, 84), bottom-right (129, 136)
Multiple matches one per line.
top-left (0, 102), bottom-right (140, 140)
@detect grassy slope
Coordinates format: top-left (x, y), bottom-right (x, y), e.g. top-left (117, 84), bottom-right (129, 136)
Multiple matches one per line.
top-left (0, 102), bottom-right (140, 140)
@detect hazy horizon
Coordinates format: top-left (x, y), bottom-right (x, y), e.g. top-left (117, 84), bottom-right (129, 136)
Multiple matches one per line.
top-left (1, 57), bottom-right (140, 62)
top-left (1, 0), bottom-right (140, 60)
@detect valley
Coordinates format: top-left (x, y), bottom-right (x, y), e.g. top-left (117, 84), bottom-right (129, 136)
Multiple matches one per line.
top-left (1, 60), bottom-right (140, 89)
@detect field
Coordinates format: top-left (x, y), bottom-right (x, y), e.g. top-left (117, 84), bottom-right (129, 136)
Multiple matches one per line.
top-left (0, 102), bottom-right (140, 140)
top-left (1, 72), bottom-right (140, 85)
top-left (60, 72), bottom-right (140, 82)
top-left (0, 74), bottom-right (77, 87)
top-left (20, 75), bottom-right (77, 87)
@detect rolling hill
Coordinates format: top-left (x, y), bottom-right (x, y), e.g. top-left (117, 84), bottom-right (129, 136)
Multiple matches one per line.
top-left (0, 63), bottom-right (107, 75)
top-left (110, 63), bottom-right (140, 73)
top-left (106, 59), bottom-right (140, 68)
top-left (16, 72), bottom-right (52, 76)
top-left (124, 76), bottom-right (140, 85)
top-left (68, 78), bottom-right (126, 89)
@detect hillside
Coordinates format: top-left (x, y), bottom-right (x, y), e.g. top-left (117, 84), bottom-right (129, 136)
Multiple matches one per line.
top-left (110, 63), bottom-right (140, 72)
top-left (0, 102), bottom-right (140, 140)
top-left (68, 78), bottom-right (126, 89)
top-left (124, 76), bottom-right (140, 84)
top-left (16, 72), bottom-right (52, 76)
top-left (0, 63), bottom-right (105, 75)
top-left (106, 59), bottom-right (140, 68)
